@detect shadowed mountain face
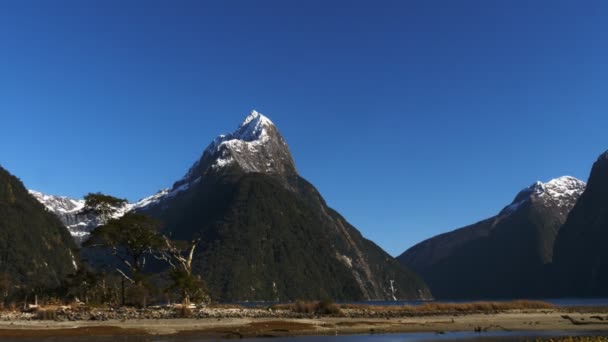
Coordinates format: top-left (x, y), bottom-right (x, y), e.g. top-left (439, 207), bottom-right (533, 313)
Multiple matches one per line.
top-left (398, 176), bottom-right (585, 299)
top-left (141, 111), bottom-right (431, 301)
top-left (553, 151), bottom-right (608, 296)
top-left (0, 166), bottom-right (78, 290)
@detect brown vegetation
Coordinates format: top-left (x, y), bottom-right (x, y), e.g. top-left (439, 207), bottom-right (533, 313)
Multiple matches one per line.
top-left (531, 338), bottom-right (608, 342)
top-left (340, 300), bottom-right (553, 314)
top-left (0, 326), bottom-right (147, 338)
top-left (272, 300), bottom-right (342, 315)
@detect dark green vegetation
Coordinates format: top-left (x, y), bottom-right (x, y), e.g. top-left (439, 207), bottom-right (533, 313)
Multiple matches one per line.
top-left (399, 199), bottom-right (570, 299)
top-left (123, 112), bottom-right (432, 302)
top-left (398, 177), bottom-right (582, 299)
top-left (82, 194), bottom-right (207, 306)
top-left (144, 171), bottom-right (430, 301)
top-left (0, 166), bottom-right (77, 300)
top-left (80, 193), bottom-right (127, 223)
top-left (554, 151), bottom-right (608, 296)
top-left (1, 113), bottom-right (430, 304)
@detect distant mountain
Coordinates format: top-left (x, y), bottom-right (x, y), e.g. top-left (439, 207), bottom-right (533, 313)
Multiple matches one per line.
top-left (139, 110), bottom-right (431, 301)
top-left (398, 176), bottom-right (585, 299)
top-left (29, 190), bottom-right (167, 244)
top-left (0, 166), bottom-right (78, 292)
top-left (553, 151), bottom-right (608, 296)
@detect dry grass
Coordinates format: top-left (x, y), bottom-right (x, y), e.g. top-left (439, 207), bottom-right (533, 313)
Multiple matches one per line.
top-left (531, 337), bottom-right (608, 342)
top-left (412, 299), bottom-right (554, 312)
top-left (272, 300), bottom-right (342, 315)
top-left (0, 327), bottom-right (147, 338)
top-left (206, 303), bottom-right (246, 309)
top-left (340, 300), bottom-right (554, 313)
top-left (35, 308), bottom-right (58, 321)
top-left (175, 306), bottom-right (193, 318)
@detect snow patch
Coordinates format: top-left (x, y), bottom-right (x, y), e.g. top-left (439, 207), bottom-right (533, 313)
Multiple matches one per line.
top-left (337, 253), bottom-right (353, 268)
top-left (500, 176), bottom-right (586, 216)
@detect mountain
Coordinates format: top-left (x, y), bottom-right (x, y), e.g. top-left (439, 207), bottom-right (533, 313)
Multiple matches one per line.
top-left (398, 176), bottom-right (585, 299)
top-left (29, 190), bottom-right (164, 244)
top-left (0, 166), bottom-right (78, 293)
top-left (137, 110), bottom-right (431, 301)
top-left (553, 151), bottom-right (608, 296)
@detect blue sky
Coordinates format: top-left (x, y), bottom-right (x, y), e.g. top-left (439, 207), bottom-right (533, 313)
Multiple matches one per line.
top-left (1, 1), bottom-right (606, 256)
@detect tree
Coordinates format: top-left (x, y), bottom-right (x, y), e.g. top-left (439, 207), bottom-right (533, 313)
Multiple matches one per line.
top-left (84, 213), bottom-right (163, 281)
top-left (156, 237), bottom-right (207, 304)
top-left (83, 212), bottom-right (164, 306)
top-left (64, 268), bottom-right (99, 304)
top-left (79, 192), bottom-right (128, 225)
top-left (0, 272), bottom-right (12, 304)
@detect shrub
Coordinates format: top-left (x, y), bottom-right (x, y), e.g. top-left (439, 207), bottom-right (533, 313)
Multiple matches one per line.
top-left (317, 299), bottom-right (341, 315)
top-left (36, 308), bottom-right (57, 320)
top-left (176, 306), bottom-right (193, 318)
top-left (275, 300), bottom-right (342, 316)
top-left (294, 300), bottom-right (317, 314)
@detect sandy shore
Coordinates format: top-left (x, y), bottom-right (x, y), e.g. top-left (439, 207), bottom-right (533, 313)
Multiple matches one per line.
top-left (1, 310), bottom-right (608, 338)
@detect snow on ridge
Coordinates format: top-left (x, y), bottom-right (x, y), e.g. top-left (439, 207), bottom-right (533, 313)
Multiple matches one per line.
top-left (131, 189), bottom-right (170, 210)
top-left (29, 190), bottom-right (85, 214)
top-left (30, 110), bottom-right (285, 242)
top-left (30, 188), bottom-right (172, 243)
top-left (501, 176), bottom-right (586, 215)
top-left (527, 176), bottom-right (586, 201)
top-left (177, 110), bottom-right (275, 180)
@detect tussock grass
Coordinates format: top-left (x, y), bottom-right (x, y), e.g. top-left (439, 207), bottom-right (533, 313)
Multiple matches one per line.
top-left (531, 337), bottom-right (608, 342)
top-left (340, 300), bottom-right (553, 313)
top-left (175, 306), bottom-right (193, 318)
top-left (206, 303), bottom-right (246, 309)
top-left (35, 308), bottom-right (57, 320)
top-left (272, 300), bottom-right (342, 315)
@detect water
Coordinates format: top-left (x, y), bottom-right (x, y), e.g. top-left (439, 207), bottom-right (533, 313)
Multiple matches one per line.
top-left (4, 331), bottom-right (608, 342)
top-left (237, 298), bottom-right (608, 308)
top-left (5, 298), bottom-right (608, 341)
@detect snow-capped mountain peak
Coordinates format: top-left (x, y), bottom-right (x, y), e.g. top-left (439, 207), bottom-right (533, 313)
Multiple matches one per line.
top-left (30, 110), bottom-right (297, 242)
top-left (235, 110), bottom-right (274, 141)
top-left (500, 176), bottom-right (586, 215)
top-left (533, 176), bottom-right (586, 199)
top-left (167, 110), bottom-right (296, 197)
top-left (29, 190), bottom-right (84, 214)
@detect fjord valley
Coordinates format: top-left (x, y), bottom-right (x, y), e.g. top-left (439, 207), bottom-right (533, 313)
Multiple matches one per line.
top-left (16, 111), bottom-right (430, 303)
top-left (3, 110), bottom-right (608, 309)
top-left (398, 151), bottom-right (608, 300)
top-left (2, 1), bottom-right (608, 340)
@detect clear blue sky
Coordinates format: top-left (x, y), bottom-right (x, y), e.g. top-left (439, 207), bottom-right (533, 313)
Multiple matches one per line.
top-left (1, 1), bottom-right (606, 256)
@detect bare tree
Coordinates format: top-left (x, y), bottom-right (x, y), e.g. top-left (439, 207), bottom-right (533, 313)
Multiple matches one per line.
top-left (156, 236), bottom-right (206, 304)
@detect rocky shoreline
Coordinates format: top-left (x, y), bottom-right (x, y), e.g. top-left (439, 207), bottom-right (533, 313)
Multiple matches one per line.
top-left (0, 302), bottom-right (571, 322)
top-left (1, 306), bottom-right (608, 339)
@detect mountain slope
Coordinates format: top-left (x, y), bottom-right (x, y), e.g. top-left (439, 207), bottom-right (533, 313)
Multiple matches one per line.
top-left (553, 151), bottom-right (608, 296)
top-left (398, 176), bottom-right (585, 299)
top-left (29, 190), bottom-right (166, 244)
top-left (0, 166), bottom-right (78, 292)
top-left (141, 110), bottom-right (431, 301)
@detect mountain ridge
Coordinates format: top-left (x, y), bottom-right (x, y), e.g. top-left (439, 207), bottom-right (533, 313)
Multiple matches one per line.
top-left (553, 150), bottom-right (608, 296)
top-left (398, 175), bottom-right (585, 299)
top-left (0, 166), bottom-right (78, 292)
top-left (30, 110), bottom-right (431, 301)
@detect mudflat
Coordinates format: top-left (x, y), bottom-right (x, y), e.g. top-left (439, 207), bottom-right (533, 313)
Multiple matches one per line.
top-left (1, 310), bottom-right (608, 338)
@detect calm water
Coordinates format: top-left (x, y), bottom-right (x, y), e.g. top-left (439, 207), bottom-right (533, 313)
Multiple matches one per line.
top-left (237, 298), bottom-right (608, 308)
top-left (6, 299), bottom-right (608, 341)
top-left (4, 331), bottom-right (608, 342)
